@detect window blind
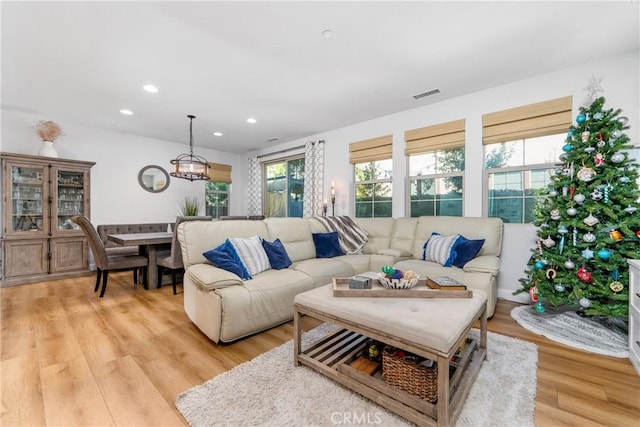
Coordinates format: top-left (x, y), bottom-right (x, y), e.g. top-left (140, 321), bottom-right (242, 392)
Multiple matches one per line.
top-left (482, 96), bottom-right (572, 144)
top-left (404, 119), bottom-right (465, 155)
top-left (349, 134), bottom-right (393, 164)
top-left (208, 162), bottom-right (232, 183)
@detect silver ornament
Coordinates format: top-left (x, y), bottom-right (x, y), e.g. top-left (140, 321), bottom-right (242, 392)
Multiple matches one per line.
top-left (579, 297), bottom-right (592, 308)
top-left (567, 207), bottom-right (578, 216)
top-left (549, 190), bottom-right (558, 197)
top-left (573, 193), bottom-right (586, 204)
top-left (564, 260), bottom-right (575, 269)
top-left (611, 153), bottom-right (625, 163)
top-left (583, 232), bottom-right (596, 243)
top-left (583, 213), bottom-right (599, 227)
top-left (554, 283), bottom-right (565, 292)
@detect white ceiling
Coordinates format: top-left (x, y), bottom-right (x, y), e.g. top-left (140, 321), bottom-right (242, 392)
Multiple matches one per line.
top-left (2, 1), bottom-right (639, 154)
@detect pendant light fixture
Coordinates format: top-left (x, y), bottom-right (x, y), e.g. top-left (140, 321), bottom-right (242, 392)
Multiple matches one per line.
top-left (170, 115), bottom-right (210, 181)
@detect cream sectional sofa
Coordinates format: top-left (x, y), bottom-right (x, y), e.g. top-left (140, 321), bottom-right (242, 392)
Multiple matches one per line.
top-left (178, 216), bottom-right (504, 343)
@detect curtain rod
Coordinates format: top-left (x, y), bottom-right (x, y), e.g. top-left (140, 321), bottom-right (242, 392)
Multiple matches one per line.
top-left (256, 140), bottom-right (324, 159)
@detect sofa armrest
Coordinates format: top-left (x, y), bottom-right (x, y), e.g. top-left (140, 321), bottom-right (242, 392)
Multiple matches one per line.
top-left (463, 255), bottom-right (501, 275)
top-left (186, 264), bottom-right (243, 290)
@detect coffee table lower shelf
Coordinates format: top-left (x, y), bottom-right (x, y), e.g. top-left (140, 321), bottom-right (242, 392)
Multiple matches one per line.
top-left (295, 327), bottom-right (485, 427)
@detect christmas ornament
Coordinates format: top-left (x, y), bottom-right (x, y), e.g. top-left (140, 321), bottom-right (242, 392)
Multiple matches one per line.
top-left (581, 131), bottom-right (591, 142)
top-left (594, 153), bottom-right (605, 166)
top-left (528, 285), bottom-right (539, 302)
top-left (576, 113), bottom-right (586, 124)
top-left (603, 184), bottom-right (613, 203)
top-left (542, 236), bottom-right (555, 248)
top-left (584, 146), bottom-right (596, 154)
top-left (618, 116), bottom-right (629, 125)
top-left (550, 209), bottom-right (561, 220)
top-left (559, 235), bottom-right (565, 254)
top-left (637, 230), bottom-right (640, 238)
top-left (567, 207), bottom-right (578, 216)
top-left (612, 129), bottom-right (622, 139)
top-left (535, 296), bottom-right (545, 313)
top-left (619, 176), bottom-right (630, 183)
top-left (545, 267), bottom-right (557, 280)
top-left (558, 225), bottom-right (568, 234)
top-left (581, 248), bottom-right (594, 259)
top-left (577, 165), bottom-right (596, 182)
top-left (593, 112), bottom-right (604, 120)
top-left (624, 205), bottom-right (638, 214)
top-left (579, 297), bottom-right (592, 308)
top-left (549, 190), bottom-right (558, 197)
top-left (534, 261), bottom-right (544, 270)
top-left (554, 283), bottom-right (565, 292)
top-left (590, 189), bottom-right (603, 201)
top-left (573, 227), bottom-right (578, 246)
top-left (583, 213), bottom-right (599, 227)
top-left (562, 186), bottom-right (568, 197)
top-left (609, 229), bottom-right (623, 241)
top-left (562, 143), bottom-right (572, 152)
top-left (583, 232), bottom-right (596, 243)
top-left (573, 193), bottom-right (586, 204)
top-left (597, 248), bottom-right (611, 260)
top-left (609, 281), bottom-right (624, 293)
top-left (597, 133), bottom-right (605, 147)
top-left (577, 266), bottom-right (592, 283)
top-left (537, 239), bottom-right (543, 255)
top-left (564, 260), bottom-right (575, 269)
top-left (611, 153), bottom-right (625, 163)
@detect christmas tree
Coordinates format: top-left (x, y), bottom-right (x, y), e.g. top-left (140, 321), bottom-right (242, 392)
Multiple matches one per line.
top-left (516, 90), bottom-right (640, 318)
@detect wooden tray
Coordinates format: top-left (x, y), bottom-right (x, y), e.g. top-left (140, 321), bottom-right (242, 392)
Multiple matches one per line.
top-left (332, 277), bottom-right (472, 298)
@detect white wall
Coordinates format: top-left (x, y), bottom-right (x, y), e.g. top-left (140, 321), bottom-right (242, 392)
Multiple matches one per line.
top-left (249, 50), bottom-right (639, 302)
top-left (0, 110), bottom-right (247, 226)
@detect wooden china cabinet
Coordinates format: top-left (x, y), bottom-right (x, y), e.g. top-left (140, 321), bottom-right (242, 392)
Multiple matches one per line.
top-left (1, 152), bottom-right (95, 286)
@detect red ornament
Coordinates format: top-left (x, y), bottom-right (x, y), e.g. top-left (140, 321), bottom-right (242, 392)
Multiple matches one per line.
top-left (528, 285), bottom-right (539, 302)
top-left (637, 230), bottom-right (640, 238)
top-left (577, 266), bottom-right (592, 283)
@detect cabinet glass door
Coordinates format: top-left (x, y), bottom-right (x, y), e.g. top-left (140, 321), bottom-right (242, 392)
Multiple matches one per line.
top-left (9, 164), bottom-right (47, 235)
top-left (55, 169), bottom-right (87, 233)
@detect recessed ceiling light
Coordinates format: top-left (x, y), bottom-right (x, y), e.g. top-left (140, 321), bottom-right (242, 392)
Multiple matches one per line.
top-left (246, 117), bottom-right (257, 124)
top-left (143, 84), bottom-right (158, 93)
top-left (322, 29), bottom-right (333, 38)
top-left (120, 109), bottom-right (133, 115)
top-left (213, 132), bottom-right (223, 137)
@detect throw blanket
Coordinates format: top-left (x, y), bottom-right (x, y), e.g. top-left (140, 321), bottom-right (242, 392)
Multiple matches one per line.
top-left (314, 216), bottom-right (368, 254)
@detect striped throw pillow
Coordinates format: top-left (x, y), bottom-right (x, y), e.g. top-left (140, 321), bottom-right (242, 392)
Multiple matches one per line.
top-left (422, 233), bottom-right (461, 267)
top-left (227, 236), bottom-right (271, 277)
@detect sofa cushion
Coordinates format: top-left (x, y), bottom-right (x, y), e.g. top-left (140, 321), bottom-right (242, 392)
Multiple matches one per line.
top-left (390, 217), bottom-right (417, 254)
top-left (265, 218), bottom-right (316, 262)
top-left (334, 254), bottom-right (371, 275)
top-left (452, 236), bottom-right (485, 268)
top-left (186, 263), bottom-right (243, 290)
top-left (355, 218), bottom-right (395, 254)
top-left (312, 232), bottom-right (345, 258)
top-left (202, 247), bottom-right (246, 278)
top-left (292, 258), bottom-right (354, 287)
top-left (262, 238), bottom-right (292, 270)
top-left (422, 233), bottom-right (461, 266)
top-left (228, 236), bottom-right (271, 277)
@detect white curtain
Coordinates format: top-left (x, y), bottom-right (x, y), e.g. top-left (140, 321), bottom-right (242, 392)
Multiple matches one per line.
top-left (303, 140), bottom-right (324, 218)
top-left (247, 156), bottom-right (262, 216)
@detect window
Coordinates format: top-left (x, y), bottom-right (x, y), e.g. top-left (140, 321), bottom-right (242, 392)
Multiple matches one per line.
top-left (405, 119), bottom-right (466, 217)
top-left (205, 182), bottom-right (230, 218)
top-left (264, 156), bottom-right (304, 217)
top-left (409, 148), bottom-right (464, 217)
top-left (485, 135), bottom-right (562, 223)
top-left (354, 159), bottom-right (393, 217)
top-left (205, 162), bottom-right (232, 219)
top-left (482, 96), bottom-right (572, 223)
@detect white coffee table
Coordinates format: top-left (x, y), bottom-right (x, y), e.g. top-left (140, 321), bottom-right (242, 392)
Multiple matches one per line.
top-left (293, 283), bottom-right (487, 427)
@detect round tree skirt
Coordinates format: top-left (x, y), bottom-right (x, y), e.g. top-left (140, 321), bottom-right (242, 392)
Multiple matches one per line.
top-left (511, 304), bottom-right (629, 358)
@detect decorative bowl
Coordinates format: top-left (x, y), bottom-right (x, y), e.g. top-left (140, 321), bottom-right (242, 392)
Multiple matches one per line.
top-left (377, 272), bottom-right (420, 289)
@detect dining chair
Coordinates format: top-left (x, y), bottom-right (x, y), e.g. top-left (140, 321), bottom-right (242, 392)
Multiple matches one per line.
top-left (71, 215), bottom-right (149, 298)
top-left (157, 216), bottom-right (211, 294)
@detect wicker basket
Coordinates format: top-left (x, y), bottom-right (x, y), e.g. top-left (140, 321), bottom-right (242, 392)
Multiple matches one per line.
top-left (381, 346), bottom-right (438, 402)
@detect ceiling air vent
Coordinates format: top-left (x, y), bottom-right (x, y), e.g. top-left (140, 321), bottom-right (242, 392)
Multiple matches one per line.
top-left (413, 88), bottom-right (441, 100)
top-left (266, 137), bottom-right (279, 143)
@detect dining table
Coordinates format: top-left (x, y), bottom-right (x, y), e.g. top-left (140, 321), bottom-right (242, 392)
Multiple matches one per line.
top-left (107, 231), bottom-right (172, 289)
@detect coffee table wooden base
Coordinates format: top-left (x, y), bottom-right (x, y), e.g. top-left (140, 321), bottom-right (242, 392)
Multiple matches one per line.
top-left (293, 304), bottom-right (487, 427)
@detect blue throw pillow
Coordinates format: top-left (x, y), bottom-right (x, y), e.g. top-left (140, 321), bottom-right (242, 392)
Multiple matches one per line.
top-left (452, 236), bottom-right (485, 268)
top-left (312, 231), bottom-right (345, 258)
top-left (262, 238), bottom-right (292, 269)
top-left (203, 240), bottom-right (251, 280)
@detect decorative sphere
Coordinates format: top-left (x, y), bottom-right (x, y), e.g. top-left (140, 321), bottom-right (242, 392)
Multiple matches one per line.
top-left (549, 190), bottom-right (558, 197)
top-left (597, 249), bottom-right (611, 260)
top-left (579, 297), bottom-right (592, 308)
top-left (611, 153), bottom-right (625, 163)
top-left (564, 260), bottom-right (575, 269)
top-left (392, 270), bottom-right (403, 280)
top-left (535, 302), bottom-right (546, 313)
top-left (554, 283), bottom-right (565, 292)
top-left (576, 114), bottom-right (586, 124)
top-left (381, 265), bottom-right (395, 275)
top-left (567, 208), bottom-right (578, 216)
top-left (567, 130), bottom-right (574, 137)
top-left (573, 194), bottom-right (586, 204)
top-left (593, 112), bottom-right (604, 120)
top-left (534, 261), bottom-right (544, 270)
top-left (562, 143), bottom-right (572, 152)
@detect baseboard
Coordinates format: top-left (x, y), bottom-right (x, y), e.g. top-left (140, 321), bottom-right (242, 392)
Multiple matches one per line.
top-left (498, 288), bottom-right (530, 304)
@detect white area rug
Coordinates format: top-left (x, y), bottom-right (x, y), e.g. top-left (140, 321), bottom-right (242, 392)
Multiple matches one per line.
top-left (176, 324), bottom-right (538, 427)
top-left (511, 305), bottom-right (628, 358)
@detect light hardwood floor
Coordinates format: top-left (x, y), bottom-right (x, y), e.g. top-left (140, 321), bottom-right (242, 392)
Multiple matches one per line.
top-left (1, 272), bottom-right (639, 426)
